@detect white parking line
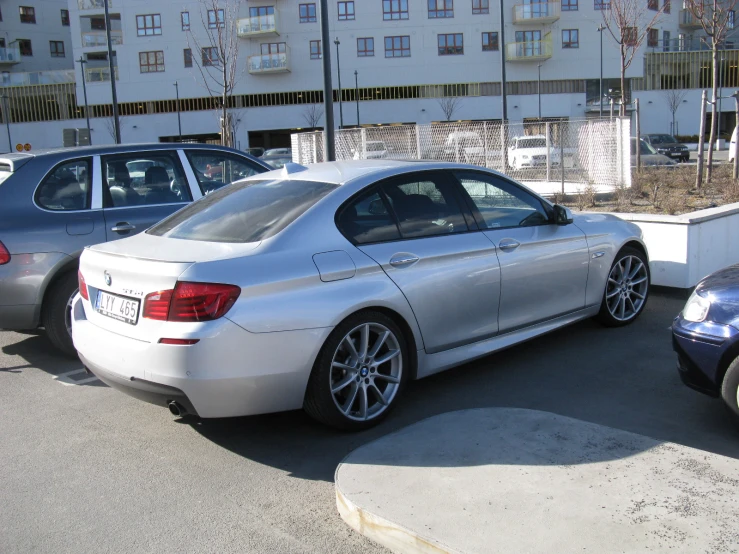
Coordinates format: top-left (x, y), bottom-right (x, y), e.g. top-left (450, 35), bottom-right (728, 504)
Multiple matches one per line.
top-left (53, 368), bottom-right (100, 386)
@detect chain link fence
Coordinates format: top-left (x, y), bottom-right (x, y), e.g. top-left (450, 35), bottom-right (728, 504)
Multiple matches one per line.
top-left (291, 118), bottom-right (631, 194)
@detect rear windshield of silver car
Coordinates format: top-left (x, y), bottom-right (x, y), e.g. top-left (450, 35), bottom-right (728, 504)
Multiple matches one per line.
top-left (147, 179), bottom-right (338, 243)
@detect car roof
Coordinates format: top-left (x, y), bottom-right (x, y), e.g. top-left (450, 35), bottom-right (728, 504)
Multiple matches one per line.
top-left (245, 159), bottom-right (489, 186)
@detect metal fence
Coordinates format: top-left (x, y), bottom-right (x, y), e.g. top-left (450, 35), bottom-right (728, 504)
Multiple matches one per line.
top-left (291, 118), bottom-right (631, 195)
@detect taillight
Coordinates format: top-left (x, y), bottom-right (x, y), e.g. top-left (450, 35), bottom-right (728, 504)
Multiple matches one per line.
top-left (158, 338), bottom-right (200, 345)
top-left (143, 289), bottom-right (173, 321)
top-left (0, 241), bottom-right (9, 265)
top-left (143, 282), bottom-right (240, 322)
top-left (78, 270), bottom-right (89, 301)
top-left (169, 282), bottom-right (241, 322)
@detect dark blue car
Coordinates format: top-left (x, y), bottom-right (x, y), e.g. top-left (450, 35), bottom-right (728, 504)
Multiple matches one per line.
top-left (673, 264), bottom-right (739, 425)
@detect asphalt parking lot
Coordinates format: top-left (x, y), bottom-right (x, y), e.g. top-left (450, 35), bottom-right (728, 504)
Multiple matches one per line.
top-left (2, 289), bottom-right (739, 554)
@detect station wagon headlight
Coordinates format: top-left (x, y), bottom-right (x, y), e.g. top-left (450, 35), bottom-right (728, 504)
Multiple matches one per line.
top-left (683, 291), bottom-right (711, 322)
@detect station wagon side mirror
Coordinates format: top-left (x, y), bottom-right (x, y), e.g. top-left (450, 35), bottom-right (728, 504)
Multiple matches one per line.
top-left (553, 204), bottom-right (574, 225)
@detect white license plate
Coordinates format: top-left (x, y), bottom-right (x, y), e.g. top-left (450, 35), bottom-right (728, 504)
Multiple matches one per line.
top-left (95, 290), bottom-right (140, 325)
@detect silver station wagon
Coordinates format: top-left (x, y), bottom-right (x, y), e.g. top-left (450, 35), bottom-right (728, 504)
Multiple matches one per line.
top-left (0, 143), bottom-right (269, 355)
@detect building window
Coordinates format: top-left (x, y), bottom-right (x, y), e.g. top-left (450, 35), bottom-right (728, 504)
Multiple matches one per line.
top-left (482, 32), bottom-right (498, 51)
top-left (472, 0), bottom-right (489, 14)
top-left (624, 27), bottom-right (637, 46)
top-left (429, 0), bottom-right (454, 18)
top-left (310, 40), bottom-right (322, 59)
top-left (18, 39), bottom-right (32, 56)
top-left (357, 37), bottom-right (374, 56)
top-left (647, 28), bottom-right (658, 47)
top-left (61, 9), bottom-right (70, 26)
top-left (438, 33), bottom-right (463, 55)
top-left (383, 0), bottom-right (409, 20)
top-left (181, 12), bottom-right (190, 31)
top-left (208, 9), bottom-right (225, 28)
top-left (19, 6), bottom-right (36, 24)
top-left (0, 7), bottom-right (3, 22)
top-left (300, 3), bottom-right (317, 23)
top-left (562, 29), bottom-right (579, 48)
top-left (184, 48), bottom-right (192, 67)
top-left (730, 10), bottom-right (736, 30)
top-left (647, 0), bottom-right (658, 10)
top-left (663, 30), bottom-right (671, 51)
top-left (514, 30), bottom-right (542, 56)
top-left (50, 41), bottom-right (65, 57)
top-left (385, 35), bottom-right (410, 57)
top-left (140, 51), bottom-right (165, 73)
top-left (136, 14), bottom-right (162, 36)
top-left (594, 0), bottom-right (610, 9)
top-left (562, 0), bottom-right (578, 10)
top-left (261, 42), bottom-right (286, 55)
top-left (663, 0), bottom-right (670, 14)
top-left (202, 47), bottom-right (219, 66)
top-left (91, 17), bottom-right (106, 30)
top-left (338, 1), bottom-right (355, 20)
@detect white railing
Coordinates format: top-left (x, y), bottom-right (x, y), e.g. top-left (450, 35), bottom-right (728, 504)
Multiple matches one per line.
top-left (81, 31), bottom-right (123, 47)
top-left (237, 12), bottom-right (278, 36)
top-left (512, 1), bottom-right (561, 23)
top-left (0, 69), bottom-right (75, 87)
top-left (248, 50), bottom-right (290, 73)
top-left (85, 67), bottom-right (118, 82)
top-left (78, 0), bottom-right (110, 9)
top-left (505, 33), bottom-right (553, 61)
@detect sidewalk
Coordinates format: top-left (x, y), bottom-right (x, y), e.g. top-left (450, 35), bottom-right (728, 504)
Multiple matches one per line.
top-left (335, 408), bottom-right (739, 554)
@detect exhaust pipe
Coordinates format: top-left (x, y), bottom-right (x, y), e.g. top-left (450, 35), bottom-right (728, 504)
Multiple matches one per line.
top-left (168, 401), bottom-right (187, 417)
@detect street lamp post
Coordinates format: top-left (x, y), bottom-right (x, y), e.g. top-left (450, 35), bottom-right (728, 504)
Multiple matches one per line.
top-left (76, 57), bottom-right (92, 144)
top-left (334, 38), bottom-right (343, 129)
top-left (537, 64), bottom-right (542, 120)
top-left (319, 0), bottom-right (336, 161)
top-left (499, 0), bottom-right (508, 122)
top-left (354, 70), bottom-right (360, 126)
top-left (598, 24), bottom-right (605, 118)
top-left (104, 0), bottom-right (121, 144)
top-left (174, 81), bottom-right (182, 141)
top-left (1, 95), bottom-right (11, 153)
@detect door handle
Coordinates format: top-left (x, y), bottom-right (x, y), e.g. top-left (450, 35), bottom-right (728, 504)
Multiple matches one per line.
top-left (111, 222), bottom-right (136, 233)
top-left (389, 254), bottom-right (419, 268)
top-left (498, 239), bottom-right (520, 252)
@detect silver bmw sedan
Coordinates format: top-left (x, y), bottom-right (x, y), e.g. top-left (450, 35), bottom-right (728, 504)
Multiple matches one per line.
top-left (72, 160), bottom-right (650, 430)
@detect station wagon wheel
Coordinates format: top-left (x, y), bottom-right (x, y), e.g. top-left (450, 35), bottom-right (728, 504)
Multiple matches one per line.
top-left (596, 246), bottom-right (650, 327)
top-left (304, 311), bottom-right (408, 431)
top-left (41, 271), bottom-right (79, 358)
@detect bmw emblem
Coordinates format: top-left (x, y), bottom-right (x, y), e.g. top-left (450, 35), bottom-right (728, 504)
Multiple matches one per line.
top-left (104, 271), bottom-right (112, 286)
top-left (360, 366), bottom-right (369, 377)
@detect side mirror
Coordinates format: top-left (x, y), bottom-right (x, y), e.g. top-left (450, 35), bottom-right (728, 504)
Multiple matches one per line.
top-left (553, 204), bottom-right (573, 225)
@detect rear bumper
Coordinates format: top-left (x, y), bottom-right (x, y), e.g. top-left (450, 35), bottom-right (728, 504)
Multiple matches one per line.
top-left (0, 304), bottom-right (38, 330)
top-left (71, 295), bottom-right (331, 418)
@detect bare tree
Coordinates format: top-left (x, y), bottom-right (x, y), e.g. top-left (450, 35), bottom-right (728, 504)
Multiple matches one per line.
top-left (101, 114), bottom-right (125, 141)
top-left (302, 104), bottom-right (324, 130)
top-left (684, 0), bottom-right (739, 183)
top-left (601, 0), bottom-right (664, 116)
top-left (186, 0), bottom-right (242, 147)
top-left (662, 89), bottom-right (688, 136)
top-left (437, 97), bottom-right (462, 122)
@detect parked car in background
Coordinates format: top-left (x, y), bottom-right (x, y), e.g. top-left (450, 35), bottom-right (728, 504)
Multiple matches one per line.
top-left (673, 264), bottom-right (739, 426)
top-left (507, 135), bottom-right (575, 170)
top-left (73, 160), bottom-right (649, 430)
top-left (264, 147), bottom-right (292, 157)
top-left (262, 154), bottom-right (293, 169)
top-left (245, 147), bottom-right (265, 158)
top-left (630, 138), bottom-right (677, 168)
top-left (353, 141), bottom-right (389, 160)
top-left (0, 144), bottom-right (270, 356)
top-left (641, 134), bottom-right (690, 163)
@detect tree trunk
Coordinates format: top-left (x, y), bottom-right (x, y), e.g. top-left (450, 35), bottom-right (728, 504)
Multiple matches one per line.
top-left (222, 63), bottom-right (229, 147)
top-left (620, 47), bottom-right (627, 117)
top-left (697, 89), bottom-right (707, 189)
top-left (707, 43), bottom-right (719, 183)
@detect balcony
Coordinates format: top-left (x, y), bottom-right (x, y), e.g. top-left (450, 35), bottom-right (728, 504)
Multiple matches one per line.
top-left (0, 69), bottom-right (75, 87)
top-left (81, 30), bottom-right (123, 47)
top-left (512, 2), bottom-right (560, 24)
top-left (78, 0), bottom-right (110, 9)
top-left (85, 67), bottom-right (118, 83)
top-left (0, 46), bottom-right (21, 66)
top-left (237, 12), bottom-right (279, 37)
top-left (505, 34), bottom-right (553, 61)
top-left (248, 49), bottom-right (290, 74)
top-left (679, 9), bottom-right (701, 29)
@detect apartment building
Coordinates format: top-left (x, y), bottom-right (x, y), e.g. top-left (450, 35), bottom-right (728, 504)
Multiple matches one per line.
top-left (0, 0), bottom-right (735, 149)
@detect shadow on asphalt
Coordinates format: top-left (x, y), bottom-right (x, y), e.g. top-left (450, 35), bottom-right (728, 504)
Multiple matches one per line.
top-left (188, 291), bottom-right (739, 482)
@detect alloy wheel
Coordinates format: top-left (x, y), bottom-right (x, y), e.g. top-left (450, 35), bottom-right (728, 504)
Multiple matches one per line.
top-left (330, 323), bottom-right (402, 422)
top-left (605, 255), bottom-right (648, 322)
top-left (64, 288), bottom-right (79, 339)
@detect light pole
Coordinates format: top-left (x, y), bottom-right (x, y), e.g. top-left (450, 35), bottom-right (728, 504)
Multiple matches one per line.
top-left (598, 24), bottom-right (605, 118)
top-left (354, 70), bottom-right (360, 126)
top-left (1, 95), bottom-right (11, 153)
top-left (104, 0), bottom-right (121, 143)
top-left (174, 81), bottom-right (182, 141)
top-left (499, 0), bottom-right (508, 122)
top-left (537, 64), bottom-right (542, 120)
top-left (319, 0), bottom-right (336, 161)
top-left (719, 54), bottom-right (725, 140)
top-left (76, 56), bottom-right (92, 144)
top-left (334, 37), bottom-right (343, 129)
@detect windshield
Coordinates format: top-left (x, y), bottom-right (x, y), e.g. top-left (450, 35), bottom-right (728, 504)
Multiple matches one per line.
top-left (631, 139), bottom-right (657, 155)
top-left (648, 134), bottom-right (679, 144)
top-left (517, 138), bottom-right (546, 149)
top-left (148, 179), bottom-right (338, 243)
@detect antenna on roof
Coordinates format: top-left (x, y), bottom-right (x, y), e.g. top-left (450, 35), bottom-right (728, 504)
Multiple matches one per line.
top-left (281, 163), bottom-right (309, 176)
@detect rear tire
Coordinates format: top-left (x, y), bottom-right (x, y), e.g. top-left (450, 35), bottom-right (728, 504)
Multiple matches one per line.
top-left (596, 246), bottom-right (650, 327)
top-left (42, 272), bottom-right (79, 358)
top-left (721, 357), bottom-right (739, 427)
top-left (304, 311), bottom-right (408, 431)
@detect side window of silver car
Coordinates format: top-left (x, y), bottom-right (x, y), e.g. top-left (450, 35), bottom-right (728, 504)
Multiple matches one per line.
top-left (36, 159), bottom-right (91, 211)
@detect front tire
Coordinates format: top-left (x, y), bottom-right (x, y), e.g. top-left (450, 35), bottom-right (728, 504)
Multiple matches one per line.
top-left (721, 357), bottom-right (739, 426)
top-left (596, 246), bottom-right (650, 327)
top-left (304, 311), bottom-right (408, 431)
top-left (42, 272), bottom-right (79, 358)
